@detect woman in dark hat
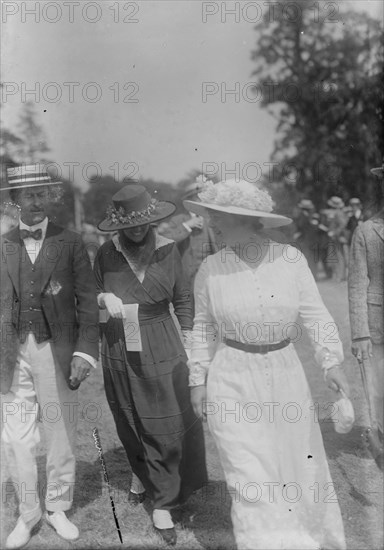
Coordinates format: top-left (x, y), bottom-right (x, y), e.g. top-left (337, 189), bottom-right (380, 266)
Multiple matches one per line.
top-left (94, 185), bottom-right (207, 545)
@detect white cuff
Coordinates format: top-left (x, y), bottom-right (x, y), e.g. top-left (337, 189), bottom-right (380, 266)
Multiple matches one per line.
top-left (73, 352), bottom-right (97, 369)
top-left (188, 363), bottom-right (207, 386)
top-left (182, 222), bottom-right (193, 233)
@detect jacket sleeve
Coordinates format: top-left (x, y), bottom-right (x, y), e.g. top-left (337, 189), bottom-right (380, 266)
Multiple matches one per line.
top-left (171, 244), bottom-right (193, 331)
top-left (72, 234), bottom-right (99, 360)
top-left (348, 226), bottom-right (370, 340)
top-left (0, 252), bottom-right (19, 394)
top-left (93, 245), bottom-right (106, 294)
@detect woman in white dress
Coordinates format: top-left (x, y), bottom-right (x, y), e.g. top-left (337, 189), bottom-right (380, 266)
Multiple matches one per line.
top-left (184, 180), bottom-right (349, 550)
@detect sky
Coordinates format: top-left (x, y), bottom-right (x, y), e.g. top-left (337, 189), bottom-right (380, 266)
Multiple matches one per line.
top-left (1, 0), bottom-right (383, 189)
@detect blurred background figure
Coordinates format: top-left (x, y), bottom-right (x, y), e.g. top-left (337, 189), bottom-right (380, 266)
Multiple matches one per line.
top-left (294, 199), bottom-right (320, 279)
top-left (157, 176), bottom-right (218, 310)
top-left (80, 222), bottom-right (107, 267)
top-left (324, 196), bottom-right (349, 282)
top-left (346, 198), bottom-right (364, 245)
top-left (0, 202), bottom-right (19, 235)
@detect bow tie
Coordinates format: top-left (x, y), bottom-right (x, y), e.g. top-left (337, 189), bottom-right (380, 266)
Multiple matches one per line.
top-left (20, 228), bottom-right (43, 240)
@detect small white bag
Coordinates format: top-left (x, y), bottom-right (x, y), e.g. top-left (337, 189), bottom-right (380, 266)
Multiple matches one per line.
top-left (334, 390), bottom-right (355, 434)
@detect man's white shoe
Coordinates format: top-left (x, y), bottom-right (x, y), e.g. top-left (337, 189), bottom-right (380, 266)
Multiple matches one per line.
top-left (45, 511), bottom-right (79, 541)
top-left (6, 516), bottom-right (41, 549)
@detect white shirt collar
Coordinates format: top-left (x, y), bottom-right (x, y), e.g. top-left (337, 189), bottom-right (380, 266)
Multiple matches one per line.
top-left (19, 217), bottom-right (49, 240)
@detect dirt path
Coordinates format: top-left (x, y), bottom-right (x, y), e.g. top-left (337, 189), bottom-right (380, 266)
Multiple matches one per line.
top-left (1, 280), bottom-right (382, 549)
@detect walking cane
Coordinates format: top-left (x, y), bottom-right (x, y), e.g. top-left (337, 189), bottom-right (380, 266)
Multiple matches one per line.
top-left (358, 358), bottom-right (383, 470)
top-left (92, 428), bottom-right (123, 543)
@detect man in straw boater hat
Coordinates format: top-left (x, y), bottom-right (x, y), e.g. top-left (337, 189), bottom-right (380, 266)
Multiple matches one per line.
top-left (0, 165), bottom-right (99, 548)
top-left (348, 161), bottom-right (384, 470)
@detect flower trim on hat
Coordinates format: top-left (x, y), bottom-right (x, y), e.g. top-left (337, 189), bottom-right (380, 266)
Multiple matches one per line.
top-left (197, 179), bottom-right (273, 213)
top-left (105, 199), bottom-right (158, 226)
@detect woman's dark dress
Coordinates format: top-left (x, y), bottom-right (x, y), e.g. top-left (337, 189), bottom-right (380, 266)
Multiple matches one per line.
top-left (93, 234), bottom-right (207, 509)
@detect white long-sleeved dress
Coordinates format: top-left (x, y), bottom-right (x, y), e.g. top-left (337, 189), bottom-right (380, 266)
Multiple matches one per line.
top-left (189, 243), bottom-right (346, 550)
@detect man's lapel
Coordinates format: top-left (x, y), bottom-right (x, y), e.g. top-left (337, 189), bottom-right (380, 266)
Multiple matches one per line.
top-left (372, 216), bottom-right (384, 243)
top-left (2, 227), bottom-right (23, 296)
top-left (39, 222), bottom-right (65, 292)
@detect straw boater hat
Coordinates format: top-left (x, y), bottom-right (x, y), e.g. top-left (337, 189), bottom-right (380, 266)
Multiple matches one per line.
top-left (371, 162), bottom-right (384, 178)
top-left (297, 199), bottom-right (315, 211)
top-left (2, 164), bottom-right (62, 191)
top-left (327, 196), bottom-right (345, 209)
top-left (349, 198), bottom-right (362, 206)
top-left (183, 179), bottom-right (292, 229)
top-left (98, 184), bottom-right (176, 231)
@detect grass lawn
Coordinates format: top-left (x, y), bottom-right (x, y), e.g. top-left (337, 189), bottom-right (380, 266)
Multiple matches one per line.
top-left (1, 280), bottom-right (383, 549)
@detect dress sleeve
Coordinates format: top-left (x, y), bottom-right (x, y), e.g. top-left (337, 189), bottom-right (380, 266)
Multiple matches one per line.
top-left (172, 244), bottom-right (193, 331)
top-left (348, 225), bottom-right (370, 340)
top-left (188, 260), bottom-right (219, 386)
top-left (296, 252), bottom-right (344, 367)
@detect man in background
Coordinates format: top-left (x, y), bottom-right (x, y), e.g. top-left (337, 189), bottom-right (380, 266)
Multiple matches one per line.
top-left (346, 197), bottom-right (364, 245)
top-left (348, 162), bottom-right (383, 469)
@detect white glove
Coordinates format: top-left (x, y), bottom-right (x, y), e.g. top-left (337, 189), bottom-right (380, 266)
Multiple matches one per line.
top-left (100, 293), bottom-right (126, 319)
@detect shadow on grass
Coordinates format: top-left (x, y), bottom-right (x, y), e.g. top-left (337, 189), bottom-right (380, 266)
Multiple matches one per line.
top-left (320, 421), bottom-right (373, 462)
top-left (172, 481), bottom-right (235, 549)
top-left (73, 443), bottom-right (235, 549)
top-left (72, 446), bottom-right (130, 513)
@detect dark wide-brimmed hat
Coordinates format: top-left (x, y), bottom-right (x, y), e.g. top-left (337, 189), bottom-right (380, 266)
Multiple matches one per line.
top-left (371, 162), bottom-right (384, 178)
top-left (183, 179), bottom-right (292, 229)
top-left (98, 185), bottom-right (176, 231)
top-left (2, 164), bottom-right (62, 191)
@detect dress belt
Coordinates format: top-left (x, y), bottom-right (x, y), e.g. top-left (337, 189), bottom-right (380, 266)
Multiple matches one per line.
top-left (139, 300), bottom-right (170, 323)
top-left (223, 337), bottom-right (291, 354)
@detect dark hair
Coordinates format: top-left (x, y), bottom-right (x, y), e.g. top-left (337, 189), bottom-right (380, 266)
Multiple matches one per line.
top-left (9, 188), bottom-right (20, 203)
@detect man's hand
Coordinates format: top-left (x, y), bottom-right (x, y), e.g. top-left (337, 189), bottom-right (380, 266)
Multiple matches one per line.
top-left (351, 338), bottom-right (372, 363)
top-left (325, 367), bottom-right (350, 398)
top-left (70, 356), bottom-right (93, 389)
top-left (190, 385), bottom-right (207, 421)
top-left (102, 293), bottom-right (126, 319)
top-left (185, 216), bottom-right (204, 231)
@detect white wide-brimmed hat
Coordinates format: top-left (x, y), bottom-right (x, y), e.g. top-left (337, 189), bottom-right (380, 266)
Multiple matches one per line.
top-left (2, 164), bottom-right (62, 191)
top-left (183, 179), bottom-right (292, 228)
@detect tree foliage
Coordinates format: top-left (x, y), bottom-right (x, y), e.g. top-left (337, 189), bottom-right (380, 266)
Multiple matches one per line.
top-left (251, 1), bottom-right (383, 208)
top-left (0, 101), bottom-right (75, 227)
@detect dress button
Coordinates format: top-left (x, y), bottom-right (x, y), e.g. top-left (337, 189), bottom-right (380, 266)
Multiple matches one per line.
top-left (29, 321), bottom-right (33, 325)
top-left (30, 293), bottom-right (34, 297)
top-left (31, 281), bottom-right (34, 285)
top-left (29, 306), bottom-right (33, 311)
